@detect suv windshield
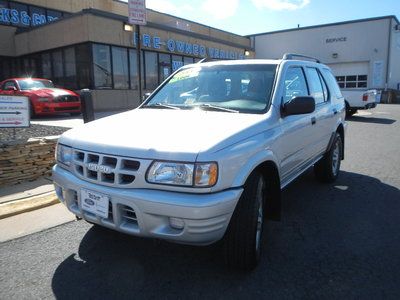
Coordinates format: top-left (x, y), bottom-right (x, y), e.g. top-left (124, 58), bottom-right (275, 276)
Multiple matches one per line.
top-left (143, 64), bottom-right (277, 114)
top-left (17, 79), bottom-right (54, 90)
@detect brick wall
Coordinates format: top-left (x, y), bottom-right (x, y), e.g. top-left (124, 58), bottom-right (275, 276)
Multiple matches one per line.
top-left (0, 137), bottom-right (58, 186)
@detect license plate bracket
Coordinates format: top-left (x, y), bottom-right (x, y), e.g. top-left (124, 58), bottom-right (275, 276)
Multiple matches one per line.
top-left (80, 189), bottom-right (110, 219)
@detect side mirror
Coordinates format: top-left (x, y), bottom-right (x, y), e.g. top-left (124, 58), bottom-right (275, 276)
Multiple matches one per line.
top-left (5, 86), bottom-right (17, 92)
top-left (282, 96), bottom-right (315, 116)
top-left (142, 92), bottom-right (152, 102)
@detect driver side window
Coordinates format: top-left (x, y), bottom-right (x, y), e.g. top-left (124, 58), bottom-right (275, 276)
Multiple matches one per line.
top-left (3, 81), bottom-right (17, 90)
top-left (283, 67), bottom-right (308, 103)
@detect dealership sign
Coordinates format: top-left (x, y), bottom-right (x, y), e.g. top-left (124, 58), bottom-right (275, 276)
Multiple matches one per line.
top-left (128, 0), bottom-right (147, 25)
top-left (133, 33), bottom-right (245, 60)
top-left (0, 7), bottom-right (58, 27)
top-left (0, 96), bottom-right (30, 128)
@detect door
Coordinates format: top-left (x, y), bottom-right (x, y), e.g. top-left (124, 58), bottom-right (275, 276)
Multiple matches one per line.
top-left (304, 67), bottom-right (334, 157)
top-left (278, 66), bottom-right (315, 182)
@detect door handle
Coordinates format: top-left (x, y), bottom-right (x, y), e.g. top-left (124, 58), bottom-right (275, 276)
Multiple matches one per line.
top-left (311, 117), bottom-right (316, 125)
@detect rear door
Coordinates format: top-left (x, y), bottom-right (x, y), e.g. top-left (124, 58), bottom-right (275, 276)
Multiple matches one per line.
top-left (304, 67), bottom-right (334, 156)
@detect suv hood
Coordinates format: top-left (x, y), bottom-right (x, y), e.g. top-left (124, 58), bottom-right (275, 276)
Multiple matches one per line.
top-left (60, 108), bottom-right (266, 161)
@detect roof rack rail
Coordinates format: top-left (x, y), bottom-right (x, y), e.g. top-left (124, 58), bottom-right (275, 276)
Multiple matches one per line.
top-left (282, 53), bottom-right (320, 63)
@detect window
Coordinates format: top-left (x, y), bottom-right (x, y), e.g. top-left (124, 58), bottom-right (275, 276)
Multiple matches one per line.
top-left (335, 74), bottom-right (367, 89)
top-left (3, 80), bottom-right (17, 90)
top-left (47, 9), bottom-right (62, 22)
top-left (52, 50), bottom-right (63, 85)
top-left (159, 53), bottom-right (171, 82)
top-left (184, 57), bottom-right (194, 65)
top-left (144, 51), bottom-right (158, 90)
top-left (306, 67), bottom-right (326, 104)
top-left (0, 1), bottom-right (10, 26)
top-left (64, 47), bottom-right (77, 89)
top-left (322, 68), bottom-right (342, 99)
top-left (172, 55), bottom-right (183, 72)
top-left (41, 53), bottom-right (52, 79)
top-left (93, 44), bottom-right (112, 89)
top-left (112, 46), bottom-right (129, 89)
top-left (283, 67), bottom-right (308, 103)
top-left (76, 44), bottom-right (91, 89)
top-left (129, 49), bottom-right (138, 90)
top-left (30, 6), bottom-right (46, 26)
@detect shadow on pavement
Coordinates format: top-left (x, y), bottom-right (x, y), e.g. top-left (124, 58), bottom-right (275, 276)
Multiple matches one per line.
top-left (51, 170), bottom-right (400, 299)
top-left (349, 115), bottom-right (396, 125)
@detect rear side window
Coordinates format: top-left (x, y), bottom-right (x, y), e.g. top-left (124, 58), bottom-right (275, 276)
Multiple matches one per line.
top-left (305, 67), bottom-right (326, 105)
top-left (283, 67), bottom-right (308, 103)
top-left (321, 68), bottom-right (343, 99)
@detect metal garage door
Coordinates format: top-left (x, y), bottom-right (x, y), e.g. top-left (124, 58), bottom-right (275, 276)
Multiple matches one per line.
top-left (327, 62), bottom-right (369, 89)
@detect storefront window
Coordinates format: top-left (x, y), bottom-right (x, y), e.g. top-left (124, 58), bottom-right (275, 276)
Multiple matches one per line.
top-left (52, 50), bottom-right (63, 86)
top-left (41, 53), bottom-right (52, 79)
top-left (93, 44), bottom-right (112, 89)
top-left (159, 53), bottom-right (171, 83)
top-left (64, 47), bottom-right (77, 89)
top-left (0, 1), bottom-right (10, 26)
top-left (144, 51), bottom-right (158, 90)
top-left (9, 2), bottom-right (29, 27)
top-left (76, 44), bottom-right (91, 89)
top-left (129, 49), bottom-right (138, 90)
top-left (30, 6), bottom-right (46, 26)
top-left (112, 46), bottom-right (129, 89)
top-left (172, 55), bottom-right (183, 72)
top-left (184, 57), bottom-right (194, 65)
top-left (47, 9), bottom-right (62, 22)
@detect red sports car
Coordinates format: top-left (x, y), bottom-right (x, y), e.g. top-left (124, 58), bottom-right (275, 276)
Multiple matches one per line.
top-left (0, 78), bottom-right (81, 117)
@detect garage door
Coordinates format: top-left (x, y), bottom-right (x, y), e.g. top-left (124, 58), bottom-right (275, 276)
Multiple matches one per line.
top-left (327, 62), bottom-right (369, 89)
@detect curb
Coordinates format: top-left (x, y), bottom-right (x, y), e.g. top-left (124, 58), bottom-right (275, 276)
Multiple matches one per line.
top-left (0, 192), bottom-right (59, 220)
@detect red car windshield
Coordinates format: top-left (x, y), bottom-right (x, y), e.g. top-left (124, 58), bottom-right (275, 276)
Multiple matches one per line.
top-left (17, 79), bottom-right (54, 90)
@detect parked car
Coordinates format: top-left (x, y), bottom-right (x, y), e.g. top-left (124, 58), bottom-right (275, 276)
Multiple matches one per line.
top-left (0, 78), bottom-right (81, 117)
top-left (53, 54), bottom-right (347, 270)
top-left (342, 89), bottom-right (378, 117)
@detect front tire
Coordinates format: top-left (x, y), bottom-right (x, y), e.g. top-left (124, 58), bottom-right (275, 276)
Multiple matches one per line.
top-left (314, 133), bottom-right (343, 183)
top-left (223, 172), bottom-right (265, 270)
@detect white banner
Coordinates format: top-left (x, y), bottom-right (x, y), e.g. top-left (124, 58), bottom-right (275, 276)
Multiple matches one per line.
top-left (128, 0), bottom-right (147, 25)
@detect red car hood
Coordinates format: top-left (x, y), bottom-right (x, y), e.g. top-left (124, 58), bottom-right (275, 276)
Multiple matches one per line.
top-left (27, 88), bottom-right (78, 98)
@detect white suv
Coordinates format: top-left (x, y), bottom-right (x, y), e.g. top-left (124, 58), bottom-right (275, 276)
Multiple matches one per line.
top-left (53, 54), bottom-right (346, 270)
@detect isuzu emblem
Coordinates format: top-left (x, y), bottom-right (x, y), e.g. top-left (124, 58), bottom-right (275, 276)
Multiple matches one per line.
top-left (87, 163), bottom-right (112, 174)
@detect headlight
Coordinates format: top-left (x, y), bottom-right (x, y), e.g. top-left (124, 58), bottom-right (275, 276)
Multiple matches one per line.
top-left (38, 97), bottom-right (51, 102)
top-left (56, 144), bottom-right (73, 167)
top-left (147, 161), bottom-right (218, 187)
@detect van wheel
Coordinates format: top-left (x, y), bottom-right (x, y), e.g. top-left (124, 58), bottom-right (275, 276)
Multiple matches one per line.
top-left (314, 133), bottom-right (343, 183)
top-left (223, 171), bottom-right (265, 270)
top-left (345, 102), bottom-right (356, 117)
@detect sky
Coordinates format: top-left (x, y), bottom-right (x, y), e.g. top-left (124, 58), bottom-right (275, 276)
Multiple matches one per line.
top-left (132, 0), bottom-right (400, 36)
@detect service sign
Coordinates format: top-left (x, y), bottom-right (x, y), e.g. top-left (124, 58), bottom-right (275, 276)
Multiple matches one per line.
top-left (128, 0), bottom-right (147, 25)
top-left (0, 95), bottom-right (30, 128)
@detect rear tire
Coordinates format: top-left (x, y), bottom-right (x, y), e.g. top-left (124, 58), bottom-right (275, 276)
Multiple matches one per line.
top-left (314, 133), bottom-right (343, 183)
top-left (223, 171), bottom-right (265, 270)
top-left (345, 102), bottom-right (356, 117)
top-left (29, 102), bottom-right (36, 119)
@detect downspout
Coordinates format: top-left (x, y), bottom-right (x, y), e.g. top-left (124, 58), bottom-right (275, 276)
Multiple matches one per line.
top-left (385, 18), bottom-right (392, 90)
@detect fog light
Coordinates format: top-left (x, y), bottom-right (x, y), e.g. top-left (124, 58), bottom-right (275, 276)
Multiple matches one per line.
top-left (169, 217), bottom-right (185, 229)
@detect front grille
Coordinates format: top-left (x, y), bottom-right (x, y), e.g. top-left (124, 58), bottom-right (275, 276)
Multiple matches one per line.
top-left (55, 95), bottom-right (79, 102)
top-left (54, 106), bottom-right (79, 111)
top-left (72, 149), bottom-right (141, 187)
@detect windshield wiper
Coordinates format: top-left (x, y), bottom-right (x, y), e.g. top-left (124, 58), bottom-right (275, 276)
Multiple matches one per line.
top-left (196, 103), bottom-right (239, 113)
top-left (144, 103), bottom-right (180, 110)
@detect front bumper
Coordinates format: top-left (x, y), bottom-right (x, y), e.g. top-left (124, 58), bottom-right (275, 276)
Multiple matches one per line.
top-left (34, 102), bottom-right (81, 115)
top-left (53, 165), bottom-right (242, 245)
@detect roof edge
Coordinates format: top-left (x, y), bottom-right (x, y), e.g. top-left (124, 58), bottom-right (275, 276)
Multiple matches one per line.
top-left (247, 15), bottom-right (400, 37)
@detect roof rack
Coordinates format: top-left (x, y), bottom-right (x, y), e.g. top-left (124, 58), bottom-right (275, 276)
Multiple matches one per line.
top-left (282, 53), bottom-right (320, 63)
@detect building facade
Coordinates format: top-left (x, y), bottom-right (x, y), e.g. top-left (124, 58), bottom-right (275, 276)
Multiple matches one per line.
top-left (0, 0), bottom-right (253, 111)
top-left (250, 16), bottom-right (400, 92)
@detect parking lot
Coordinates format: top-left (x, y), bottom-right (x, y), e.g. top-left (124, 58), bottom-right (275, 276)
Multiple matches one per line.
top-left (1, 104), bottom-right (399, 299)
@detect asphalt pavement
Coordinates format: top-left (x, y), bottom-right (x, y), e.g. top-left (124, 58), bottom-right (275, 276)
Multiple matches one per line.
top-left (1, 104), bottom-right (399, 299)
